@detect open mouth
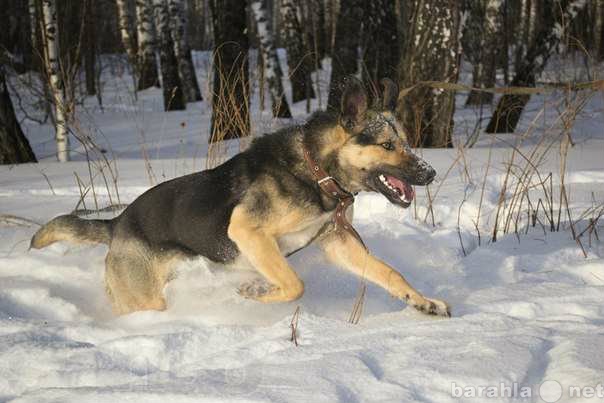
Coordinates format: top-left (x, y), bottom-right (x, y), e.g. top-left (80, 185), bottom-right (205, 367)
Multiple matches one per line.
top-left (375, 174), bottom-right (415, 207)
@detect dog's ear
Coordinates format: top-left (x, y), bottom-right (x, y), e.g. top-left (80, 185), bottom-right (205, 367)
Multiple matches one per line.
top-left (340, 77), bottom-right (368, 131)
top-left (381, 78), bottom-right (398, 112)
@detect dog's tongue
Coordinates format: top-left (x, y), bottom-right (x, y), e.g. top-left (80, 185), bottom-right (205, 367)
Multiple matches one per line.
top-left (386, 175), bottom-right (415, 202)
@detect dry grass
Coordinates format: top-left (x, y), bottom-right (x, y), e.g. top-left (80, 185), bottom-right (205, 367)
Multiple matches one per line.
top-left (206, 47), bottom-right (251, 170)
top-left (289, 306), bottom-right (301, 346)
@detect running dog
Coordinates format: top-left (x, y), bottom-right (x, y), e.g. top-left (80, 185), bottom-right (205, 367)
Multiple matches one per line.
top-left (31, 77), bottom-right (450, 317)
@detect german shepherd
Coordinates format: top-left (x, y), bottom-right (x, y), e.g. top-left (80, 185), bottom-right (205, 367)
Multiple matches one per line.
top-left (30, 77), bottom-right (450, 317)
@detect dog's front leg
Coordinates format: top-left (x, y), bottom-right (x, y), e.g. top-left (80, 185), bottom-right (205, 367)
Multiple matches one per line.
top-left (228, 206), bottom-right (304, 302)
top-left (319, 232), bottom-right (450, 317)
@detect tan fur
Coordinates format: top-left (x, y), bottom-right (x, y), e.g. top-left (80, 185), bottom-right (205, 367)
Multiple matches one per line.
top-left (317, 204), bottom-right (448, 315)
top-left (318, 125), bottom-right (349, 158)
top-left (227, 121), bottom-right (448, 316)
top-left (104, 239), bottom-right (182, 315)
top-left (339, 125), bottom-right (410, 172)
top-left (320, 232), bottom-right (421, 302)
top-left (30, 225), bottom-right (79, 249)
top-left (32, 107), bottom-right (447, 316)
top-left (228, 205), bottom-right (305, 302)
top-left (30, 215), bottom-right (111, 249)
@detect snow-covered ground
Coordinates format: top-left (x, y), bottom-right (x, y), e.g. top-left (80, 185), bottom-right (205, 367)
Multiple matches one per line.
top-left (1, 53), bottom-right (603, 402)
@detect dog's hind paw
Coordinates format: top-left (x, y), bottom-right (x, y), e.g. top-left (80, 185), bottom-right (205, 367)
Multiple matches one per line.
top-left (411, 297), bottom-right (451, 318)
top-left (237, 279), bottom-right (278, 300)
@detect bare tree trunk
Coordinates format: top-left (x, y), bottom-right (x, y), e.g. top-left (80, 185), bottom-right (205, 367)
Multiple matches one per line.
top-left (514, 0), bottom-right (533, 72)
top-left (325, 0), bottom-right (338, 56)
top-left (203, 0), bottom-right (213, 50)
top-left (136, 0), bottom-right (159, 90)
top-left (41, 0), bottom-right (69, 162)
top-left (396, 0), bottom-right (460, 147)
top-left (29, 0), bottom-right (40, 70)
top-left (595, 0), bottom-right (604, 61)
top-left (250, 0), bottom-right (292, 118)
top-left (84, 0), bottom-right (97, 96)
top-left (309, 0), bottom-right (327, 66)
top-left (153, 0), bottom-right (185, 111)
top-left (327, 0), bottom-right (362, 110)
top-left (0, 66), bottom-right (37, 164)
top-left (361, 0), bottom-right (399, 103)
top-left (486, 0), bottom-right (587, 133)
top-left (168, 0), bottom-right (202, 102)
top-left (465, 0), bottom-right (502, 105)
top-left (281, 0), bottom-right (315, 103)
top-left (116, 0), bottom-right (138, 68)
top-left (209, 0), bottom-right (250, 141)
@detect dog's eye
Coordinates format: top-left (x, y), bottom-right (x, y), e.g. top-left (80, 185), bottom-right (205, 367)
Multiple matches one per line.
top-left (381, 142), bottom-right (394, 151)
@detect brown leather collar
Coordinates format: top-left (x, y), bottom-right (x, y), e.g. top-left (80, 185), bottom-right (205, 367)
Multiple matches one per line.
top-left (302, 143), bottom-right (367, 250)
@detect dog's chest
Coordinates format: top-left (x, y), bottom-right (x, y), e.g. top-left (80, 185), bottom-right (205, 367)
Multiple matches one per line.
top-left (277, 212), bottom-right (334, 255)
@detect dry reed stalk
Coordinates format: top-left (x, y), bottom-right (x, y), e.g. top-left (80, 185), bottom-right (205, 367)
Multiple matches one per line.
top-left (348, 282), bottom-right (366, 325)
top-left (290, 306), bottom-right (301, 346)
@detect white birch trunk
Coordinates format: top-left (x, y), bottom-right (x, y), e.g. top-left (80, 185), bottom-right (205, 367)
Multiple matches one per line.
top-left (396, 0), bottom-right (460, 147)
top-left (528, 0), bottom-right (538, 44)
top-left (167, 0), bottom-right (202, 102)
top-left (594, 0), bottom-right (604, 60)
top-left (116, 0), bottom-right (137, 64)
top-left (29, 0), bottom-right (38, 54)
top-left (135, 0), bottom-right (159, 90)
top-left (466, 0), bottom-right (502, 105)
top-left (281, 0), bottom-right (315, 103)
top-left (41, 0), bottom-right (69, 162)
top-left (153, 0), bottom-right (185, 110)
top-left (250, 0), bottom-right (291, 118)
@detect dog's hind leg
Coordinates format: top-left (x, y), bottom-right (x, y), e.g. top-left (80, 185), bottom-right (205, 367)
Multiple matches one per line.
top-left (320, 232), bottom-right (450, 317)
top-left (104, 239), bottom-right (175, 315)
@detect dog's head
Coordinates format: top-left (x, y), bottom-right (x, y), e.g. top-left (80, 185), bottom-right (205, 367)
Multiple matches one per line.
top-left (334, 77), bottom-right (436, 208)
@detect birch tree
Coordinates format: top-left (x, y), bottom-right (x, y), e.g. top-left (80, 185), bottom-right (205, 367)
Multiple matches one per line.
top-left (250, 0), bottom-right (292, 118)
top-left (116, 0), bottom-right (138, 68)
top-left (135, 0), bottom-right (159, 90)
top-left (281, 0), bottom-right (315, 103)
top-left (594, 0), bottom-right (604, 60)
top-left (513, 0), bottom-right (540, 75)
top-left (0, 64), bottom-right (37, 164)
top-left (396, 0), bottom-right (461, 147)
top-left (84, 0), bottom-right (97, 96)
top-left (153, 0), bottom-right (185, 111)
top-left (308, 0), bottom-right (327, 66)
top-left (28, 0), bottom-right (39, 70)
top-left (325, 0), bottom-right (338, 56)
top-left (41, 0), bottom-right (69, 162)
top-left (167, 0), bottom-right (202, 102)
top-left (464, 0), bottom-right (502, 105)
top-left (327, 0), bottom-right (362, 110)
top-left (486, 0), bottom-right (587, 133)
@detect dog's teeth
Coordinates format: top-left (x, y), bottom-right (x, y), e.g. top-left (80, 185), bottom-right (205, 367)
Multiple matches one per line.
top-left (379, 175), bottom-right (386, 180)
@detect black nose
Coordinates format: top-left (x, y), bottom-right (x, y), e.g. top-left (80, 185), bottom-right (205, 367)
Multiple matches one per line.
top-left (417, 166), bottom-right (436, 185)
top-left (427, 167), bottom-right (436, 182)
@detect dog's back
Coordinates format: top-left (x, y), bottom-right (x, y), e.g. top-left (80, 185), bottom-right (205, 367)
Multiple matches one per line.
top-left (31, 152), bottom-right (252, 262)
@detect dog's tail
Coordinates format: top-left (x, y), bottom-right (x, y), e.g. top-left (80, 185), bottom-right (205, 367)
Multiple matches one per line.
top-left (30, 215), bottom-right (113, 249)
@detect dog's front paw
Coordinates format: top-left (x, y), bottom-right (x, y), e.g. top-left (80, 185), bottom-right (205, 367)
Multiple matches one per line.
top-left (237, 279), bottom-right (278, 300)
top-left (410, 296), bottom-right (451, 317)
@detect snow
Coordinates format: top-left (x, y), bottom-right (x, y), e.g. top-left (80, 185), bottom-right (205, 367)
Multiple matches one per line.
top-left (1, 52), bottom-right (604, 402)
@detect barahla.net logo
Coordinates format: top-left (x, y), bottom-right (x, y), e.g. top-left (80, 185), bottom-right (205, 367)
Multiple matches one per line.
top-left (451, 380), bottom-right (604, 402)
